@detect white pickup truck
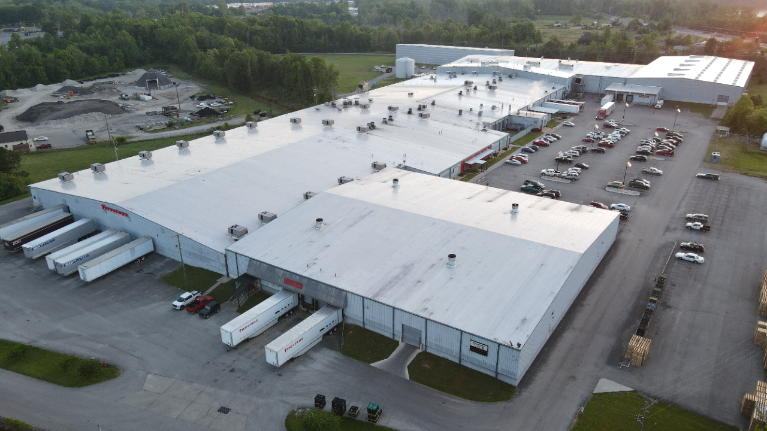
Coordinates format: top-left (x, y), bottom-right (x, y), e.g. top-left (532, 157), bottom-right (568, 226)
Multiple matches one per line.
top-left (172, 290), bottom-right (202, 310)
top-left (686, 222), bottom-right (711, 232)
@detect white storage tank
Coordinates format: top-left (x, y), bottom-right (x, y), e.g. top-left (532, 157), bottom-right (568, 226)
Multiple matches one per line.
top-left (395, 57), bottom-right (415, 79)
top-left (762, 133), bottom-right (767, 151)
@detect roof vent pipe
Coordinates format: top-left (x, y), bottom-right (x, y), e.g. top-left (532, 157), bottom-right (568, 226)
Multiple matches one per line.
top-left (392, 178), bottom-right (399, 188)
top-left (511, 203), bottom-right (519, 214)
top-left (447, 254), bottom-right (457, 267)
top-left (315, 218), bottom-right (324, 230)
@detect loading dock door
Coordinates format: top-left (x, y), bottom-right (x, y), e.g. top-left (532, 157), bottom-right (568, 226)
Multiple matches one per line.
top-left (626, 94), bottom-right (634, 103)
top-left (402, 325), bottom-right (422, 346)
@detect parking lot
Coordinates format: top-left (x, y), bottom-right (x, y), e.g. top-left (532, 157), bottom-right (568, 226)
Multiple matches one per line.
top-left (1, 96), bottom-right (767, 431)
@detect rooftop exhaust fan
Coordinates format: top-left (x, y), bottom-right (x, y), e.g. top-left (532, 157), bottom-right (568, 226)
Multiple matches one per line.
top-left (176, 140), bottom-right (189, 149)
top-left (246, 121), bottom-right (257, 129)
top-left (419, 112), bottom-right (430, 119)
top-left (228, 225), bottom-right (248, 240)
top-left (290, 118), bottom-right (302, 124)
top-left (372, 162), bottom-right (386, 171)
top-left (258, 211), bottom-right (277, 223)
top-left (304, 191), bottom-right (318, 200)
top-left (338, 176), bottom-right (354, 185)
top-left (322, 119), bottom-right (334, 126)
top-left (90, 163), bottom-right (105, 174)
top-left (213, 130), bottom-right (225, 138)
top-left (58, 172), bottom-right (74, 182)
top-left (357, 126), bottom-right (369, 133)
top-left (138, 151), bottom-right (152, 160)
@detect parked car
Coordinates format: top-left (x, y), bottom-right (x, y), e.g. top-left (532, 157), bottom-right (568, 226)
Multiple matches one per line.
top-left (524, 180), bottom-right (545, 189)
top-left (629, 155), bottom-right (648, 162)
top-left (590, 147), bottom-right (606, 153)
top-left (657, 150), bottom-right (675, 156)
top-left (599, 141), bottom-right (615, 148)
top-left (567, 167), bottom-right (582, 174)
top-left (574, 162), bottom-right (589, 169)
top-left (642, 167), bottom-right (663, 176)
top-left (555, 156), bottom-right (573, 164)
top-left (542, 189), bottom-right (561, 198)
top-left (533, 139), bottom-right (550, 147)
top-left (563, 121), bottom-right (575, 127)
top-left (675, 252), bottom-right (704, 264)
top-left (505, 158), bottom-right (522, 165)
top-left (696, 173), bottom-right (720, 180)
top-left (656, 127), bottom-right (669, 132)
top-left (514, 154), bottom-right (529, 160)
top-left (33, 136), bottom-right (48, 141)
top-left (537, 190), bottom-right (558, 199)
top-left (636, 149), bottom-right (653, 156)
top-left (633, 178), bottom-right (651, 186)
top-left (686, 214), bottom-right (709, 222)
top-left (686, 222), bottom-right (711, 232)
top-left (629, 179), bottom-right (650, 190)
top-left (210, 102), bottom-right (222, 107)
top-left (196, 103), bottom-right (208, 108)
top-left (186, 295), bottom-right (214, 313)
top-left (618, 128), bottom-right (630, 134)
top-left (521, 147), bottom-right (537, 154)
top-left (582, 137), bottom-right (595, 143)
top-left (562, 172), bottom-right (579, 180)
top-left (610, 203), bottom-right (631, 211)
top-left (563, 150), bottom-right (580, 157)
top-left (36, 143), bottom-right (52, 149)
top-left (590, 201), bottom-right (609, 209)
top-left (572, 145), bottom-right (589, 153)
top-left (680, 242), bottom-right (705, 252)
top-left (172, 290), bottom-right (202, 310)
top-left (541, 169), bottom-right (561, 177)
top-left (199, 300), bottom-right (221, 319)
top-left (521, 184), bottom-right (542, 194)
top-left (511, 156), bottom-right (528, 164)
top-left (607, 181), bottom-right (624, 188)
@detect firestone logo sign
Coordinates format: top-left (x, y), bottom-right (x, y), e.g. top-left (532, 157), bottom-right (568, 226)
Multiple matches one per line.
top-left (239, 319), bottom-right (259, 333)
top-left (284, 337), bottom-right (304, 353)
top-left (283, 278), bottom-right (303, 289)
top-left (101, 204), bottom-right (128, 217)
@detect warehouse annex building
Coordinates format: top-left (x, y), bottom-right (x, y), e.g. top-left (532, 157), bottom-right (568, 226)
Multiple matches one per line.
top-left (226, 169), bottom-right (619, 385)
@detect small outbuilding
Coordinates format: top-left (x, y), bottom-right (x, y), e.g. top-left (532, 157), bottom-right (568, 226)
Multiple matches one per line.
top-left (134, 69), bottom-right (174, 90)
top-left (761, 132), bottom-right (767, 151)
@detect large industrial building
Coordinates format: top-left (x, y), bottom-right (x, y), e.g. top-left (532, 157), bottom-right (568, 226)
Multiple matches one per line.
top-left (23, 46), bottom-right (753, 385)
top-left (396, 44), bottom-right (515, 66)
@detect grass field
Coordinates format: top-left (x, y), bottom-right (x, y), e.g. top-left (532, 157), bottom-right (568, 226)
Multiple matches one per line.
top-left (236, 289), bottom-right (273, 313)
top-left (666, 101), bottom-right (715, 117)
top-left (19, 133), bottom-right (205, 184)
top-left (0, 339), bottom-right (120, 387)
top-left (161, 265), bottom-right (223, 293)
top-left (571, 392), bottom-right (736, 431)
top-left (208, 279), bottom-right (236, 304)
top-left (341, 324), bottom-right (399, 364)
top-left (704, 135), bottom-right (767, 178)
top-left (407, 351), bottom-right (516, 402)
top-left (307, 54), bottom-right (395, 93)
top-left (535, 15), bottom-right (600, 44)
top-left (747, 80), bottom-right (767, 100)
top-left (285, 407), bottom-right (397, 431)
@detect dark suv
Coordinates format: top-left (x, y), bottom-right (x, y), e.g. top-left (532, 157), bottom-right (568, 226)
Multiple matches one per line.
top-left (555, 156), bottom-right (573, 164)
top-left (696, 173), bottom-right (720, 181)
top-left (629, 179), bottom-right (650, 190)
top-left (524, 180), bottom-right (545, 189)
top-left (198, 301), bottom-right (221, 319)
top-left (629, 155), bottom-right (648, 162)
top-left (680, 242), bottom-right (705, 252)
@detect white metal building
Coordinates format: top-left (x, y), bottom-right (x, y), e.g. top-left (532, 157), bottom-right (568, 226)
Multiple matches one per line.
top-left (396, 44), bottom-right (514, 66)
top-left (604, 83), bottom-right (662, 105)
top-left (226, 169), bottom-right (619, 385)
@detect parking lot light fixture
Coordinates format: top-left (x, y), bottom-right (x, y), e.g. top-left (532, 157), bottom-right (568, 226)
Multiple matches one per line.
top-left (621, 102), bottom-right (629, 126)
top-left (672, 108), bottom-right (681, 131)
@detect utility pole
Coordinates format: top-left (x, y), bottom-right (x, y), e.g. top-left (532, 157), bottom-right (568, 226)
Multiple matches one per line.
top-left (104, 114), bottom-right (117, 161)
top-left (174, 234), bottom-right (188, 289)
top-left (636, 393), bottom-right (658, 431)
top-left (174, 82), bottom-right (182, 116)
top-left (672, 108), bottom-right (681, 131)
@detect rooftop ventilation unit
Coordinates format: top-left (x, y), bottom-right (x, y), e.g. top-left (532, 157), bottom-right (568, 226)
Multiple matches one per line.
top-left (354, 99), bottom-right (360, 106)
top-left (290, 118), bottom-right (302, 124)
top-left (246, 121), bottom-right (257, 129)
top-left (478, 111), bottom-right (483, 117)
top-left (511, 203), bottom-right (519, 214)
top-left (315, 218), bottom-right (325, 230)
top-left (408, 92), bottom-right (414, 97)
top-left (407, 108), bottom-right (413, 115)
top-left (388, 106), bottom-right (399, 112)
top-left (526, 61), bottom-right (540, 67)
top-left (331, 101), bottom-right (337, 107)
top-left (472, 71), bottom-right (479, 75)
top-left (228, 225), bottom-right (248, 240)
top-left (489, 85), bottom-right (498, 90)
top-left (213, 130), bottom-right (225, 139)
top-left (360, 103), bottom-right (370, 109)
top-left (491, 105), bottom-right (497, 110)
top-left (493, 71), bottom-right (501, 76)
top-left (372, 162), bottom-right (386, 171)
top-left (388, 115), bottom-right (394, 122)
top-left (138, 151), bottom-right (152, 160)
top-left (458, 90), bottom-right (463, 96)
top-left (458, 109), bottom-right (463, 115)
top-left (447, 254), bottom-right (457, 267)
top-left (464, 80), bottom-right (474, 86)
top-left (367, 122), bottom-right (376, 130)
top-left (258, 211), bottom-right (277, 223)
top-left (392, 178), bottom-right (399, 188)
top-left (322, 119), bottom-right (334, 126)
top-left (357, 126), bottom-right (369, 133)
top-left (58, 172), bottom-right (74, 182)
top-left (338, 176), bottom-right (354, 185)
top-left (419, 112), bottom-right (430, 119)
top-left (304, 191), bottom-right (318, 200)
top-left (176, 140), bottom-right (189, 149)
top-left (90, 163), bottom-right (105, 174)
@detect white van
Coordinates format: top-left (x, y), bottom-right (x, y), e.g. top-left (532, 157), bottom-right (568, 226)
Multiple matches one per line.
top-left (655, 100), bottom-right (664, 109)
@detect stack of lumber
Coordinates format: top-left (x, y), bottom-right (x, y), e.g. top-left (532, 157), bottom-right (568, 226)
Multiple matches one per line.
top-left (626, 335), bottom-right (651, 367)
top-left (742, 381), bottom-right (767, 431)
top-left (755, 322), bottom-right (767, 349)
top-left (760, 271), bottom-right (767, 317)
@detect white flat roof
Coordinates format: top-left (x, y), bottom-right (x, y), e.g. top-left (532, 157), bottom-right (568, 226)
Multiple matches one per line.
top-left (629, 55), bottom-right (753, 87)
top-left (442, 55), bottom-right (644, 79)
top-left (605, 83), bottom-right (662, 95)
top-left (228, 169), bottom-right (618, 347)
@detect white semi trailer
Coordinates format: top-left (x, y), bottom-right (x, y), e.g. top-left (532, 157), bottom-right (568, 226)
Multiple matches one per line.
top-left (78, 237), bottom-right (154, 282)
top-left (53, 232), bottom-right (131, 276)
top-left (46, 228), bottom-right (120, 270)
top-left (0, 204), bottom-right (69, 240)
top-left (22, 218), bottom-right (96, 259)
top-left (220, 289), bottom-right (298, 349)
top-left (265, 305), bottom-right (342, 367)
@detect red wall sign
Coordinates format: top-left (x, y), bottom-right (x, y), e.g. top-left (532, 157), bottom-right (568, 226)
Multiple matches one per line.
top-left (101, 204), bottom-right (128, 217)
top-left (284, 278), bottom-right (303, 289)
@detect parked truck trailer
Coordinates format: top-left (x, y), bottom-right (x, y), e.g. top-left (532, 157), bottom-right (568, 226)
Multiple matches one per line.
top-left (0, 204), bottom-right (69, 240)
top-left (265, 305), bottom-right (342, 367)
top-left (46, 228), bottom-right (120, 271)
top-left (22, 218), bottom-right (96, 259)
top-left (78, 237), bottom-right (154, 282)
top-left (53, 232), bottom-right (131, 276)
top-left (220, 289), bottom-right (298, 349)
top-left (2, 214), bottom-right (74, 252)
top-left (596, 101), bottom-right (615, 120)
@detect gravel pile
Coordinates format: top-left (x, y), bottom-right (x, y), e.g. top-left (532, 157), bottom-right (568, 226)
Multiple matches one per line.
top-left (17, 100), bottom-right (126, 123)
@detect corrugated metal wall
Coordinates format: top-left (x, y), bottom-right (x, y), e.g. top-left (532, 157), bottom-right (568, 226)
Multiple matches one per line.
top-left (497, 345), bottom-right (520, 385)
top-left (517, 217), bottom-right (619, 380)
top-left (460, 332), bottom-right (499, 375)
top-left (245, 259), bottom-right (347, 308)
top-left (628, 77), bottom-right (743, 105)
top-left (425, 320), bottom-right (461, 361)
top-left (345, 292), bottom-right (364, 326)
top-left (393, 310), bottom-right (426, 344)
top-left (363, 298), bottom-right (394, 338)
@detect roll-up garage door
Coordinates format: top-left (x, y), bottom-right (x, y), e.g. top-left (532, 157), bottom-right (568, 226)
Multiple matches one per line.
top-left (402, 325), bottom-right (422, 346)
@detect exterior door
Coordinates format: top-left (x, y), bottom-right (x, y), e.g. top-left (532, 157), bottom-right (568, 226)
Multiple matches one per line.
top-left (402, 325), bottom-right (422, 346)
top-left (616, 93), bottom-right (624, 102)
top-left (626, 94), bottom-right (634, 102)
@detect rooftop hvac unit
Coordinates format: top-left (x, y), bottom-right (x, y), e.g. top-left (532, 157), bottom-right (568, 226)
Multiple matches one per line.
top-left (290, 118), bottom-right (302, 124)
top-left (338, 176), bottom-right (354, 185)
top-left (138, 151), bottom-right (152, 160)
top-left (354, 99), bottom-right (360, 106)
top-left (407, 92), bottom-right (414, 97)
top-left (357, 126), bottom-right (369, 133)
top-left (372, 162), bottom-right (386, 170)
top-left (228, 225), bottom-right (248, 240)
top-left (322, 119), bottom-right (334, 126)
top-left (213, 130), bottom-right (225, 138)
top-left (367, 122), bottom-right (376, 130)
top-left (246, 121), bottom-right (257, 129)
top-left (458, 91), bottom-right (463, 96)
top-left (407, 108), bottom-right (413, 115)
top-left (419, 112), bottom-right (430, 119)
top-left (472, 71), bottom-right (479, 75)
top-left (465, 80), bottom-right (474, 86)
top-left (388, 106), bottom-right (399, 112)
top-left (489, 85), bottom-right (498, 90)
top-left (258, 211), bottom-right (277, 223)
top-left (304, 191), bottom-right (318, 200)
top-left (331, 101), bottom-right (337, 107)
top-left (388, 115), bottom-right (394, 122)
top-left (431, 100), bottom-right (436, 106)
top-left (361, 103), bottom-right (370, 109)
top-left (493, 71), bottom-right (501, 76)
top-left (90, 163), bottom-right (105, 174)
top-left (478, 111), bottom-right (483, 117)
top-left (176, 140), bottom-right (189, 149)
top-left (58, 172), bottom-right (74, 182)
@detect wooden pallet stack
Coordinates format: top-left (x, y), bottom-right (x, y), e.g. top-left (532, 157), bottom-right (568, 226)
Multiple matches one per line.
top-left (759, 271), bottom-right (767, 317)
top-left (755, 322), bottom-right (767, 349)
top-left (626, 335), bottom-right (651, 367)
top-left (741, 381), bottom-right (767, 430)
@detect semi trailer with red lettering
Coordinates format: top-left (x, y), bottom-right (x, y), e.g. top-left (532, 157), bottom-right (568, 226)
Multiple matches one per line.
top-left (220, 289), bottom-right (298, 349)
top-left (265, 305), bottom-right (342, 367)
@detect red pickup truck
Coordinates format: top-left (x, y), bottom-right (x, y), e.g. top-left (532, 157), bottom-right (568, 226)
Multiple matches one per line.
top-left (186, 296), bottom-right (213, 313)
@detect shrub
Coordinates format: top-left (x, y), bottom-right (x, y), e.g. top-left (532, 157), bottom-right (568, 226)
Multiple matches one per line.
top-left (77, 359), bottom-right (101, 379)
top-left (8, 345), bottom-right (28, 361)
top-left (5, 418), bottom-right (32, 430)
top-left (58, 355), bottom-right (77, 371)
top-left (301, 408), bottom-right (341, 431)
top-left (245, 113), bottom-right (253, 122)
top-left (115, 136), bottom-right (128, 145)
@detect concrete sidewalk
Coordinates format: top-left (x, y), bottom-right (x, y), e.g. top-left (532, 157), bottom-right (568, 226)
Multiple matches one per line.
top-left (371, 343), bottom-right (420, 379)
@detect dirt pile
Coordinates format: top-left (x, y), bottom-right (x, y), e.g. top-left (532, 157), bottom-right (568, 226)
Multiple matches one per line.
top-left (56, 85), bottom-right (93, 96)
top-left (17, 100), bottom-right (126, 123)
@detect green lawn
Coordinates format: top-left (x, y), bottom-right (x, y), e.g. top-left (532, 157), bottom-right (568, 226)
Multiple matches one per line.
top-left (535, 15), bottom-right (602, 44)
top-left (0, 339), bottom-right (120, 387)
top-left (341, 324), bottom-right (399, 364)
top-left (704, 135), bottom-right (767, 179)
top-left (307, 54), bottom-right (395, 93)
top-left (407, 351), bottom-right (516, 402)
top-left (747, 80), bottom-right (767, 100)
top-left (161, 265), bottom-right (223, 293)
top-left (460, 131), bottom-right (543, 181)
top-left (208, 279), bottom-right (236, 304)
top-left (571, 392), bottom-right (736, 431)
top-left (285, 407), bottom-right (397, 431)
top-left (547, 119), bottom-right (561, 128)
top-left (666, 101), bottom-right (715, 117)
top-left (236, 289), bottom-right (273, 313)
top-left (19, 133), bottom-right (205, 184)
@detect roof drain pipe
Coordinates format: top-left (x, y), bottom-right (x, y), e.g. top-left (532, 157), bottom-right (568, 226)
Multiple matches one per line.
top-left (511, 203), bottom-right (519, 214)
top-left (392, 178), bottom-right (399, 188)
top-left (315, 218), bottom-right (324, 230)
top-left (447, 254), bottom-right (457, 268)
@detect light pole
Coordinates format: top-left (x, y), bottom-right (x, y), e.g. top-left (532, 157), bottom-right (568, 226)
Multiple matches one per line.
top-left (173, 234), bottom-right (188, 289)
top-left (104, 114), bottom-right (117, 162)
top-left (174, 82), bottom-right (181, 116)
top-left (672, 108), bottom-right (681, 131)
top-left (623, 161), bottom-right (630, 186)
top-left (621, 102), bottom-right (629, 126)
top-left (593, 124), bottom-right (599, 148)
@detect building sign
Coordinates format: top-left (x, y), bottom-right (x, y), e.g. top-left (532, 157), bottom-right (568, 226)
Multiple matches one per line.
top-left (469, 340), bottom-right (489, 356)
top-left (638, 94), bottom-right (650, 98)
top-left (101, 204), bottom-right (128, 217)
top-left (284, 278), bottom-right (303, 289)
